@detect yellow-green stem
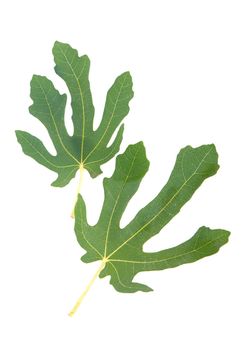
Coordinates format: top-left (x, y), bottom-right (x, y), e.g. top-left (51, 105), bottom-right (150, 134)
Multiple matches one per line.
top-left (68, 259), bottom-right (106, 316)
top-left (71, 164), bottom-right (84, 218)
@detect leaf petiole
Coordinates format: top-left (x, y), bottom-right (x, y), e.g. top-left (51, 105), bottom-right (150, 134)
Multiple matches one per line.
top-left (71, 164), bottom-right (84, 218)
top-left (68, 259), bottom-right (107, 316)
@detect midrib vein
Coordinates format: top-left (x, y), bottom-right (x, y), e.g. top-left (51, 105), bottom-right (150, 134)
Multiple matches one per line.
top-left (107, 147), bottom-right (213, 259)
top-left (78, 206), bottom-right (103, 258)
top-left (108, 234), bottom-right (226, 265)
top-left (83, 75), bottom-right (127, 164)
top-left (84, 131), bottom-right (121, 166)
top-left (103, 147), bottom-right (140, 257)
top-left (37, 81), bottom-right (79, 165)
top-left (19, 133), bottom-right (77, 169)
top-left (59, 47), bottom-right (86, 163)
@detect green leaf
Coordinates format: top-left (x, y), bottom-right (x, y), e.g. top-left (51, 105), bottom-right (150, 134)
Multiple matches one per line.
top-left (74, 142), bottom-right (230, 295)
top-left (16, 41), bottom-right (134, 187)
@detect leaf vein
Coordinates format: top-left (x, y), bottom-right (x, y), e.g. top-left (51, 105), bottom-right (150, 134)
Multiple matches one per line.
top-left (107, 147), bottom-right (214, 259)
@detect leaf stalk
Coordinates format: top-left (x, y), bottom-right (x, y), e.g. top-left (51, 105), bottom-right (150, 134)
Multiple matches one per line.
top-left (68, 259), bottom-right (106, 316)
top-left (71, 164), bottom-right (84, 218)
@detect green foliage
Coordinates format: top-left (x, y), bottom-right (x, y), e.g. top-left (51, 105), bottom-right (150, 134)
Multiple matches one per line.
top-left (74, 142), bottom-right (230, 293)
top-left (15, 42), bottom-right (230, 313)
top-left (16, 41), bottom-right (133, 187)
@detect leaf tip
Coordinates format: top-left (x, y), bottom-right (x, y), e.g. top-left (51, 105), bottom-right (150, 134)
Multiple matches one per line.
top-left (52, 40), bottom-right (67, 51)
top-left (53, 40), bottom-right (61, 46)
top-left (15, 129), bottom-right (20, 137)
top-left (118, 71), bottom-right (133, 88)
top-left (123, 70), bottom-right (132, 78)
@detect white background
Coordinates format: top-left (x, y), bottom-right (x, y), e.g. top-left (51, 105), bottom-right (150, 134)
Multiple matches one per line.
top-left (0, 0), bottom-right (246, 349)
